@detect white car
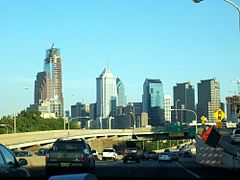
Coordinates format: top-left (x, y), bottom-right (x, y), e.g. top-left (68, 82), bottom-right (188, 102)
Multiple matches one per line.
top-left (158, 152), bottom-right (171, 162)
top-left (231, 128), bottom-right (240, 144)
top-left (102, 148), bottom-right (117, 161)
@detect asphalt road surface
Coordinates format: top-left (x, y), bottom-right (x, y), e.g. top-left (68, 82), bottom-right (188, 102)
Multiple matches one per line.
top-left (27, 156), bottom-right (240, 179)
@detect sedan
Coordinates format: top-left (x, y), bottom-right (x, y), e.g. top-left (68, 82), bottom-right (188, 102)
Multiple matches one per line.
top-left (158, 152), bottom-right (171, 162)
top-left (145, 151), bottom-right (158, 161)
top-left (170, 153), bottom-right (179, 161)
top-left (0, 144), bottom-right (30, 177)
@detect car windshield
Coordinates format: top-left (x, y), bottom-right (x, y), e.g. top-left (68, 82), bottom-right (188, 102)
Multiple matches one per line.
top-left (234, 129), bottom-right (240, 134)
top-left (0, 0), bottom-right (240, 179)
top-left (161, 153), bottom-right (170, 156)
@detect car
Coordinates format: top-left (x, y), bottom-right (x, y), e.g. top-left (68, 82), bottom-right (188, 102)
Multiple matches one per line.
top-left (164, 149), bottom-right (170, 153)
top-left (122, 147), bottom-right (142, 163)
top-left (0, 144), bottom-right (30, 177)
top-left (183, 151), bottom-right (192, 158)
top-left (36, 148), bottom-right (49, 156)
top-left (158, 152), bottom-right (171, 162)
top-left (145, 151), bottom-right (158, 161)
top-left (102, 148), bottom-right (118, 161)
top-left (231, 128), bottom-right (240, 144)
top-left (15, 151), bottom-right (34, 157)
top-left (45, 138), bottom-right (95, 176)
top-left (170, 153), bottom-right (179, 161)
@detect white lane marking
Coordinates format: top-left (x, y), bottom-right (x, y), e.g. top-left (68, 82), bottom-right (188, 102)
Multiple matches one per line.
top-left (176, 162), bottom-right (201, 179)
top-left (126, 163), bottom-right (144, 174)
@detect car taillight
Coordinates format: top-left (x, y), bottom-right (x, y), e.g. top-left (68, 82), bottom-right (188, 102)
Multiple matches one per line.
top-left (46, 153), bottom-right (49, 160)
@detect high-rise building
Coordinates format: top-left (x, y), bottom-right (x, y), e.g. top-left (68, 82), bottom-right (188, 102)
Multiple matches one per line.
top-left (173, 82), bottom-right (195, 124)
top-left (34, 44), bottom-right (64, 117)
top-left (197, 78), bottom-right (220, 122)
top-left (164, 95), bottom-right (171, 123)
top-left (142, 78), bottom-right (164, 126)
top-left (113, 102), bottom-right (143, 129)
top-left (34, 72), bottom-right (47, 105)
top-left (71, 102), bottom-right (90, 119)
top-left (96, 67), bottom-right (117, 119)
top-left (116, 77), bottom-right (127, 106)
top-left (226, 95), bottom-right (240, 122)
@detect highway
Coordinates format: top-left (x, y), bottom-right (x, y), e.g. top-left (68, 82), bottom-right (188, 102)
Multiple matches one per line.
top-left (27, 155), bottom-right (239, 179)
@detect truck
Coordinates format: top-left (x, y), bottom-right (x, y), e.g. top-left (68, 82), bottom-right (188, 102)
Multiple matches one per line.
top-left (45, 138), bottom-right (95, 176)
top-left (102, 148), bottom-right (117, 161)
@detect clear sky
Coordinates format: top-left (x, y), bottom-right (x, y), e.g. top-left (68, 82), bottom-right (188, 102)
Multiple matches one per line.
top-left (0, 0), bottom-right (239, 117)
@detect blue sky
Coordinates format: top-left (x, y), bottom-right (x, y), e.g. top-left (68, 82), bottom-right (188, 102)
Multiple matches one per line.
top-left (0, 0), bottom-right (239, 117)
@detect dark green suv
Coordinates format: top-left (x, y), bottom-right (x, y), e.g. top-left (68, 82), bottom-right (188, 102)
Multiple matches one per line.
top-left (123, 147), bottom-right (142, 163)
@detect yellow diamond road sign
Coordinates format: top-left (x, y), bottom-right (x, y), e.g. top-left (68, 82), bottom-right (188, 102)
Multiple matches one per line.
top-left (201, 116), bottom-right (206, 124)
top-left (214, 108), bottom-right (225, 121)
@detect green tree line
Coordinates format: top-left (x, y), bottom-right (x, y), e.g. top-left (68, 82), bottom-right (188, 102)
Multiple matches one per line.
top-left (0, 109), bottom-right (78, 134)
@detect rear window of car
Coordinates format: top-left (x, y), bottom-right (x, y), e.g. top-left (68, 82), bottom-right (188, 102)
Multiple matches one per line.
top-left (53, 141), bottom-right (86, 151)
top-left (148, 152), bottom-right (156, 154)
top-left (103, 149), bottom-right (114, 152)
top-left (235, 129), bottom-right (240, 134)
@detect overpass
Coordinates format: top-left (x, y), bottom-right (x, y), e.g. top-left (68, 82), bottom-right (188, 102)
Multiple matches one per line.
top-left (2, 126), bottom-right (240, 171)
top-left (0, 127), bottom-right (195, 150)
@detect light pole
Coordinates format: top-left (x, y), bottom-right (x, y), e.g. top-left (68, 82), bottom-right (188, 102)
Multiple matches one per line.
top-left (193, 0), bottom-right (240, 31)
top-left (171, 108), bottom-right (198, 134)
top-left (0, 124), bottom-right (13, 134)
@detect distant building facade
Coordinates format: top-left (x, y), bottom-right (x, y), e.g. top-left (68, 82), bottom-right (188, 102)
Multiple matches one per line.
top-left (226, 95), bottom-right (240, 122)
top-left (96, 67), bottom-right (117, 119)
top-left (197, 78), bottom-right (221, 122)
top-left (173, 82), bottom-right (195, 124)
top-left (34, 45), bottom-right (64, 118)
top-left (164, 95), bottom-right (171, 123)
top-left (142, 78), bottom-right (164, 126)
top-left (116, 77), bottom-right (127, 106)
top-left (113, 102), bottom-right (144, 129)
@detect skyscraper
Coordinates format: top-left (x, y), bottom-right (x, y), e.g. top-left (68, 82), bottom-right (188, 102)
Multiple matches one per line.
top-left (226, 95), bottom-right (240, 122)
top-left (116, 77), bottom-right (126, 106)
top-left (34, 44), bottom-right (64, 117)
top-left (164, 95), bottom-right (171, 123)
top-left (197, 78), bottom-right (220, 122)
top-left (96, 67), bottom-right (117, 118)
top-left (173, 82), bottom-right (195, 124)
top-left (142, 78), bottom-right (164, 126)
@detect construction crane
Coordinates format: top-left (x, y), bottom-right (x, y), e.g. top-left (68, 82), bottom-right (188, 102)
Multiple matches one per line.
top-left (232, 77), bottom-right (240, 95)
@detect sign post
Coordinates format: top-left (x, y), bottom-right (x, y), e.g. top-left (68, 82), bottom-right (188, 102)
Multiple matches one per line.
top-left (201, 116), bottom-right (206, 125)
top-left (214, 108), bottom-right (225, 129)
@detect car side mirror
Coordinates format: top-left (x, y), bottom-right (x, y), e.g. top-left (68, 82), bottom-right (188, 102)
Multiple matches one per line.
top-left (18, 158), bottom-right (28, 166)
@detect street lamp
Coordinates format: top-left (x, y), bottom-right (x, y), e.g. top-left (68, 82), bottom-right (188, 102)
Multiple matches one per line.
top-left (193, 0), bottom-right (240, 31)
top-left (171, 108), bottom-right (198, 134)
top-left (0, 124), bottom-right (13, 134)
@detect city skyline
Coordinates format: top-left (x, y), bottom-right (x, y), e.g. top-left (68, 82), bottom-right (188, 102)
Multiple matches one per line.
top-left (0, 0), bottom-right (239, 117)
